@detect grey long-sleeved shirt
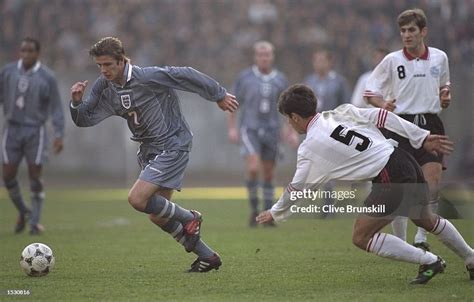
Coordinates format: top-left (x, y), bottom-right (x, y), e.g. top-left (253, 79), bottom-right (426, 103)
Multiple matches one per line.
top-left (70, 63), bottom-right (227, 151)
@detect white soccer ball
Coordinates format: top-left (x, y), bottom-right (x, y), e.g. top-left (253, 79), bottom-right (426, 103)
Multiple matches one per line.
top-left (19, 243), bottom-right (55, 277)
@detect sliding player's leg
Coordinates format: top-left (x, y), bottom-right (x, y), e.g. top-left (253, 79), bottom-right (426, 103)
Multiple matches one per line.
top-left (412, 205), bottom-right (474, 282)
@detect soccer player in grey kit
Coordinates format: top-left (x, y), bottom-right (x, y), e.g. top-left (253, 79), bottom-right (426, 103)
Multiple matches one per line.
top-left (70, 37), bottom-right (238, 272)
top-left (228, 41), bottom-right (296, 227)
top-left (1, 37), bottom-right (65, 235)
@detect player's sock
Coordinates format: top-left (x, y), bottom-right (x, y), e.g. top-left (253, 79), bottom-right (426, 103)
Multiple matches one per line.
top-left (193, 240), bottom-right (215, 259)
top-left (431, 216), bottom-right (474, 266)
top-left (414, 199), bottom-right (438, 243)
top-left (391, 216), bottom-right (408, 241)
top-left (30, 191), bottom-right (45, 226)
top-left (144, 195), bottom-right (194, 223)
top-left (5, 179), bottom-right (29, 214)
top-left (262, 181), bottom-right (274, 210)
top-left (159, 219), bottom-right (214, 258)
top-left (414, 227), bottom-right (428, 244)
top-left (367, 233), bottom-right (437, 264)
top-left (246, 179), bottom-right (259, 214)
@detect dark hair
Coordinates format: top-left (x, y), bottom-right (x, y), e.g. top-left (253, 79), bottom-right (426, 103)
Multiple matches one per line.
top-left (22, 37), bottom-right (40, 52)
top-left (278, 84), bottom-right (317, 118)
top-left (397, 8), bottom-right (427, 29)
top-left (89, 37), bottom-right (129, 62)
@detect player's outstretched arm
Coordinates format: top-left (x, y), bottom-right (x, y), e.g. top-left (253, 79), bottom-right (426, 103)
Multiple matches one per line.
top-left (354, 106), bottom-right (428, 149)
top-left (422, 134), bottom-right (454, 156)
top-left (217, 93), bottom-right (239, 113)
top-left (365, 95), bottom-right (396, 111)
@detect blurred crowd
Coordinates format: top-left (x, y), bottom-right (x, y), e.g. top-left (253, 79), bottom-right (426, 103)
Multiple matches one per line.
top-left (1, 0), bottom-right (472, 86)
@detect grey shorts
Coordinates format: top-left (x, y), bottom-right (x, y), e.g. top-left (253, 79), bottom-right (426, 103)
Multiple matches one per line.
top-left (2, 123), bottom-right (48, 165)
top-left (137, 146), bottom-right (189, 191)
top-left (240, 127), bottom-right (279, 161)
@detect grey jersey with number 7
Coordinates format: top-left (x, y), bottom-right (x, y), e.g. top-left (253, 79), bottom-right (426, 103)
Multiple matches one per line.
top-left (70, 63), bottom-right (227, 151)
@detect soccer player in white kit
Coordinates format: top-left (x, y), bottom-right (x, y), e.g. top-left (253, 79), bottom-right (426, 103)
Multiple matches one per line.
top-left (364, 9), bottom-right (451, 251)
top-left (257, 84), bottom-right (473, 284)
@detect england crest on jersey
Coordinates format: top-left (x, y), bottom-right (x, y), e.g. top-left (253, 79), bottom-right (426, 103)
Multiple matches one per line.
top-left (121, 94), bottom-right (131, 109)
top-left (18, 76), bottom-right (29, 93)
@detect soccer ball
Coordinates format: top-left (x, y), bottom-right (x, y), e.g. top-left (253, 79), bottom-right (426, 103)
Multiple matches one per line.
top-left (19, 243), bottom-right (55, 277)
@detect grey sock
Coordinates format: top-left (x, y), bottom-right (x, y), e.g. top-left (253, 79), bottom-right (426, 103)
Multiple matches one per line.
top-left (30, 191), bottom-right (45, 226)
top-left (159, 219), bottom-right (214, 258)
top-left (144, 195), bottom-right (193, 223)
top-left (5, 179), bottom-right (29, 214)
top-left (263, 182), bottom-right (275, 210)
top-left (246, 179), bottom-right (259, 213)
top-left (193, 240), bottom-right (215, 259)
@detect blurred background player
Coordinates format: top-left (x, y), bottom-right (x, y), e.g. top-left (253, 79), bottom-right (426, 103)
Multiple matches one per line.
top-left (228, 40), bottom-right (296, 227)
top-left (304, 48), bottom-right (351, 217)
top-left (70, 37), bottom-right (238, 272)
top-left (364, 8), bottom-right (452, 251)
top-left (0, 37), bottom-right (64, 235)
top-left (351, 48), bottom-right (389, 108)
top-left (304, 49), bottom-right (351, 112)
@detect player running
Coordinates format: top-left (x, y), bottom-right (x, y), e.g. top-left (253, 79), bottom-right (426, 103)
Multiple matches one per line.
top-left (70, 37), bottom-right (238, 272)
top-left (257, 84), bottom-right (474, 284)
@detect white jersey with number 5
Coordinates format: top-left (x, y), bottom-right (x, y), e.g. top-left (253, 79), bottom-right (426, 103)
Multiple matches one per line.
top-left (363, 47), bottom-right (450, 114)
top-left (270, 104), bottom-right (430, 221)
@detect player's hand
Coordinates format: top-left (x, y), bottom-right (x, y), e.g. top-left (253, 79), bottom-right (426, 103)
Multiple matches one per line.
top-left (228, 127), bottom-right (239, 144)
top-left (422, 134), bottom-right (454, 156)
top-left (440, 88), bottom-right (451, 109)
top-left (52, 138), bottom-right (63, 154)
top-left (256, 210), bottom-right (274, 224)
top-left (382, 99), bottom-right (396, 112)
top-left (70, 80), bottom-right (88, 104)
top-left (217, 93), bottom-right (239, 112)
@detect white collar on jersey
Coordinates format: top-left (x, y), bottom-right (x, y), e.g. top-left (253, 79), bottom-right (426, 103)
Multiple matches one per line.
top-left (305, 113), bottom-right (321, 132)
top-left (17, 60), bottom-right (41, 73)
top-left (117, 62), bottom-right (133, 88)
top-left (124, 62), bottom-right (132, 83)
top-left (252, 65), bottom-right (277, 81)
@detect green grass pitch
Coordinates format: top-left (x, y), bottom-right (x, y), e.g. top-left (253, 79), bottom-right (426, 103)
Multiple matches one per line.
top-left (0, 188), bottom-right (473, 301)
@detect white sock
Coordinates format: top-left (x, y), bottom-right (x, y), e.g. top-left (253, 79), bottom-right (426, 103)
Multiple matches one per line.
top-left (391, 216), bottom-right (408, 241)
top-left (414, 200), bottom-right (439, 243)
top-left (431, 216), bottom-right (474, 266)
top-left (367, 233), bottom-right (437, 265)
top-left (414, 227), bottom-right (428, 244)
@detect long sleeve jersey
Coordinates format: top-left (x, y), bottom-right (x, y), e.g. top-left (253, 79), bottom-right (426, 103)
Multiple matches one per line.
top-left (70, 63), bottom-right (227, 151)
top-left (270, 104), bottom-right (429, 221)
